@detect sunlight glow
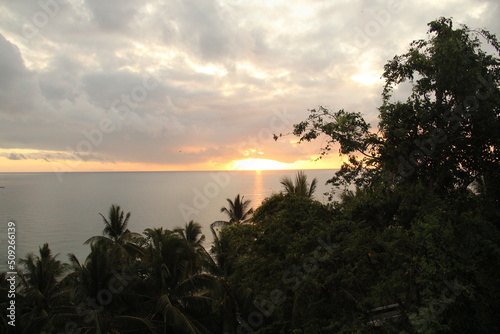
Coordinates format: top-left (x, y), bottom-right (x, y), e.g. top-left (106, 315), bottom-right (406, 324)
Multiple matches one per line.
top-left (186, 58), bottom-right (227, 76)
top-left (236, 63), bottom-right (268, 79)
top-left (351, 72), bottom-right (383, 86)
top-left (350, 56), bottom-right (383, 86)
top-left (468, 2), bottom-right (488, 18)
top-left (230, 159), bottom-right (290, 171)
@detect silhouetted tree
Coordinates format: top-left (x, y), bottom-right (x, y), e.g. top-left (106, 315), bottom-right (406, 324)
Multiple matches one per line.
top-left (220, 194), bottom-right (254, 225)
top-left (85, 204), bottom-right (143, 266)
top-left (280, 171), bottom-right (318, 198)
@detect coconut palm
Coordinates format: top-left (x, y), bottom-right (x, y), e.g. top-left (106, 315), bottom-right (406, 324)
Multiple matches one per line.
top-left (67, 243), bottom-right (154, 333)
top-left (220, 194), bottom-right (254, 225)
top-left (211, 195), bottom-right (255, 276)
top-left (17, 243), bottom-right (70, 333)
top-left (85, 204), bottom-right (143, 265)
top-left (174, 221), bottom-right (211, 275)
top-left (142, 227), bottom-right (217, 333)
top-left (142, 227), bottom-right (188, 283)
top-left (207, 222), bottom-right (256, 333)
top-left (280, 171), bottom-right (317, 198)
top-left (174, 221), bottom-right (206, 256)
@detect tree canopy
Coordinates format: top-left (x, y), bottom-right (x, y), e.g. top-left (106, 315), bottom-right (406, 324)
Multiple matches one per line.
top-left (286, 17), bottom-right (499, 199)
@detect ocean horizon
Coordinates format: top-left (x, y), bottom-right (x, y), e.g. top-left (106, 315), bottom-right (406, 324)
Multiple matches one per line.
top-left (0, 169), bottom-right (339, 271)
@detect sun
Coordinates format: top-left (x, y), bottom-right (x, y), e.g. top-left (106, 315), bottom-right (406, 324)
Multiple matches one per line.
top-left (351, 72), bottom-right (383, 86)
top-left (230, 159), bottom-right (290, 171)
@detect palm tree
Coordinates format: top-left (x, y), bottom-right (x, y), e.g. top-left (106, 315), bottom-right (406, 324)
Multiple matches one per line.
top-left (142, 227), bottom-right (217, 333)
top-left (207, 223), bottom-right (255, 333)
top-left (280, 171), bottom-right (318, 198)
top-left (174, 221), bottom-right (206, 256)
top-left (67, 243), bottom-right (154, 333)
top-left (220, 194), bottom-right (254, 225)
top-left (17, 243), bottom-right (70, 333)
top-left (174, 221), bottom-right (211, 275)
top-left (85, 204), bottom-right (143, 265)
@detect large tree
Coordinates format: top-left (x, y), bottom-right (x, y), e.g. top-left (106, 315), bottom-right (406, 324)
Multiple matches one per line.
top-left (380, 18), bottom-right (499, 193)
top-left (286, 17), bottom-right (499, 198)
top-left (270, 17), bottom-right (500, 333)
top-left (221, 193), bottom-right (339, 333)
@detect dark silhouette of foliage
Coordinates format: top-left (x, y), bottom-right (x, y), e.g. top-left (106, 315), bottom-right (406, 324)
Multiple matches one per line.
top-left (280, 170), bottom-right (318, 198)
top-left (220, 194), bottom-right (254, 225)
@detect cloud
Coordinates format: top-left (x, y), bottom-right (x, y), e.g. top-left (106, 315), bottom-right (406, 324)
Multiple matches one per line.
top-left (85, 0), bottom-right (142, 32)
top-left (6, 152), bottom-right (25, 160)
top-left (0, 0), bottom-right (498, 170)
top-left (0, 34), bottom-right (37, 114)
top-left (38, 55), bottom-right (83, 104)
top-left (0, 150), bottom-right (110, 163)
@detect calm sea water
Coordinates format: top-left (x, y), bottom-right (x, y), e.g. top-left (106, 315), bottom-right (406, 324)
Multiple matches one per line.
top-left (0, 170), bottom-right (338, 271)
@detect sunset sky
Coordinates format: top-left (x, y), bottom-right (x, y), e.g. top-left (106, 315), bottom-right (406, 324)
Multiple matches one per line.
top-left (0, 0), bottom-right (498, 172)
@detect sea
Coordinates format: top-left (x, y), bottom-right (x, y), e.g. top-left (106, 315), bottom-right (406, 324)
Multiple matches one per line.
top-left (0, 169), bottom-right (339, 271)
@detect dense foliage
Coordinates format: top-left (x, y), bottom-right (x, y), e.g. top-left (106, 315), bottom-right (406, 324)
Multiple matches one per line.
top-left (2, 18), bottom-right (499, 333)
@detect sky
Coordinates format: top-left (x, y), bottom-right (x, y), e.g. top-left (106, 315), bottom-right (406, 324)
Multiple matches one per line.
top-left (0, 0), bottom-right (499, 172)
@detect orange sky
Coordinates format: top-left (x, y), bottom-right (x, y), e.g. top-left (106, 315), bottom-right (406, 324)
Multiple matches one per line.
top-left (0, 150), bottom-right (343, 173)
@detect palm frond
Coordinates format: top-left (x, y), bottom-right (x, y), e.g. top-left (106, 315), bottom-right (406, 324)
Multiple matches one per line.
top-left (280, 171), bottom-right (318, 198)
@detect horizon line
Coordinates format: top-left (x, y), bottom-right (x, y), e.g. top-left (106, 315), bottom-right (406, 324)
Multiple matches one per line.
top-left (0, 167), bottom-right (340, 174)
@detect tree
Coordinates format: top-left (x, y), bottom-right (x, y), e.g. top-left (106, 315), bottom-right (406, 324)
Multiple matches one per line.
top-left (220, 194), bottom-right (254, 225)
top-left (85, 204), bottom-right (143, 265)
top-left (280, 170), bottom-right (318, 198)
top-left (174, 221), bottom-right (206, 252)
top-left (141, 227), bottom-right (218, 333)
top-left (273, 17), bottom-right (500, 333)
top-left (379, 17), bottom-right (499, 194)
top-left (17, 244), bottom-right (69, 333)
top-left (174, 221), bottom-right (211, 275)
top-left (67, 243), bottom-right (154, 333)
top-left (210, 194), bottom-right (260, 331)
top-left (284, 17), bottom-right (499, 197)
top-left (206, 222), bottom-right (256, 333)
top-left (221, 193), bottom-right (340, 332)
